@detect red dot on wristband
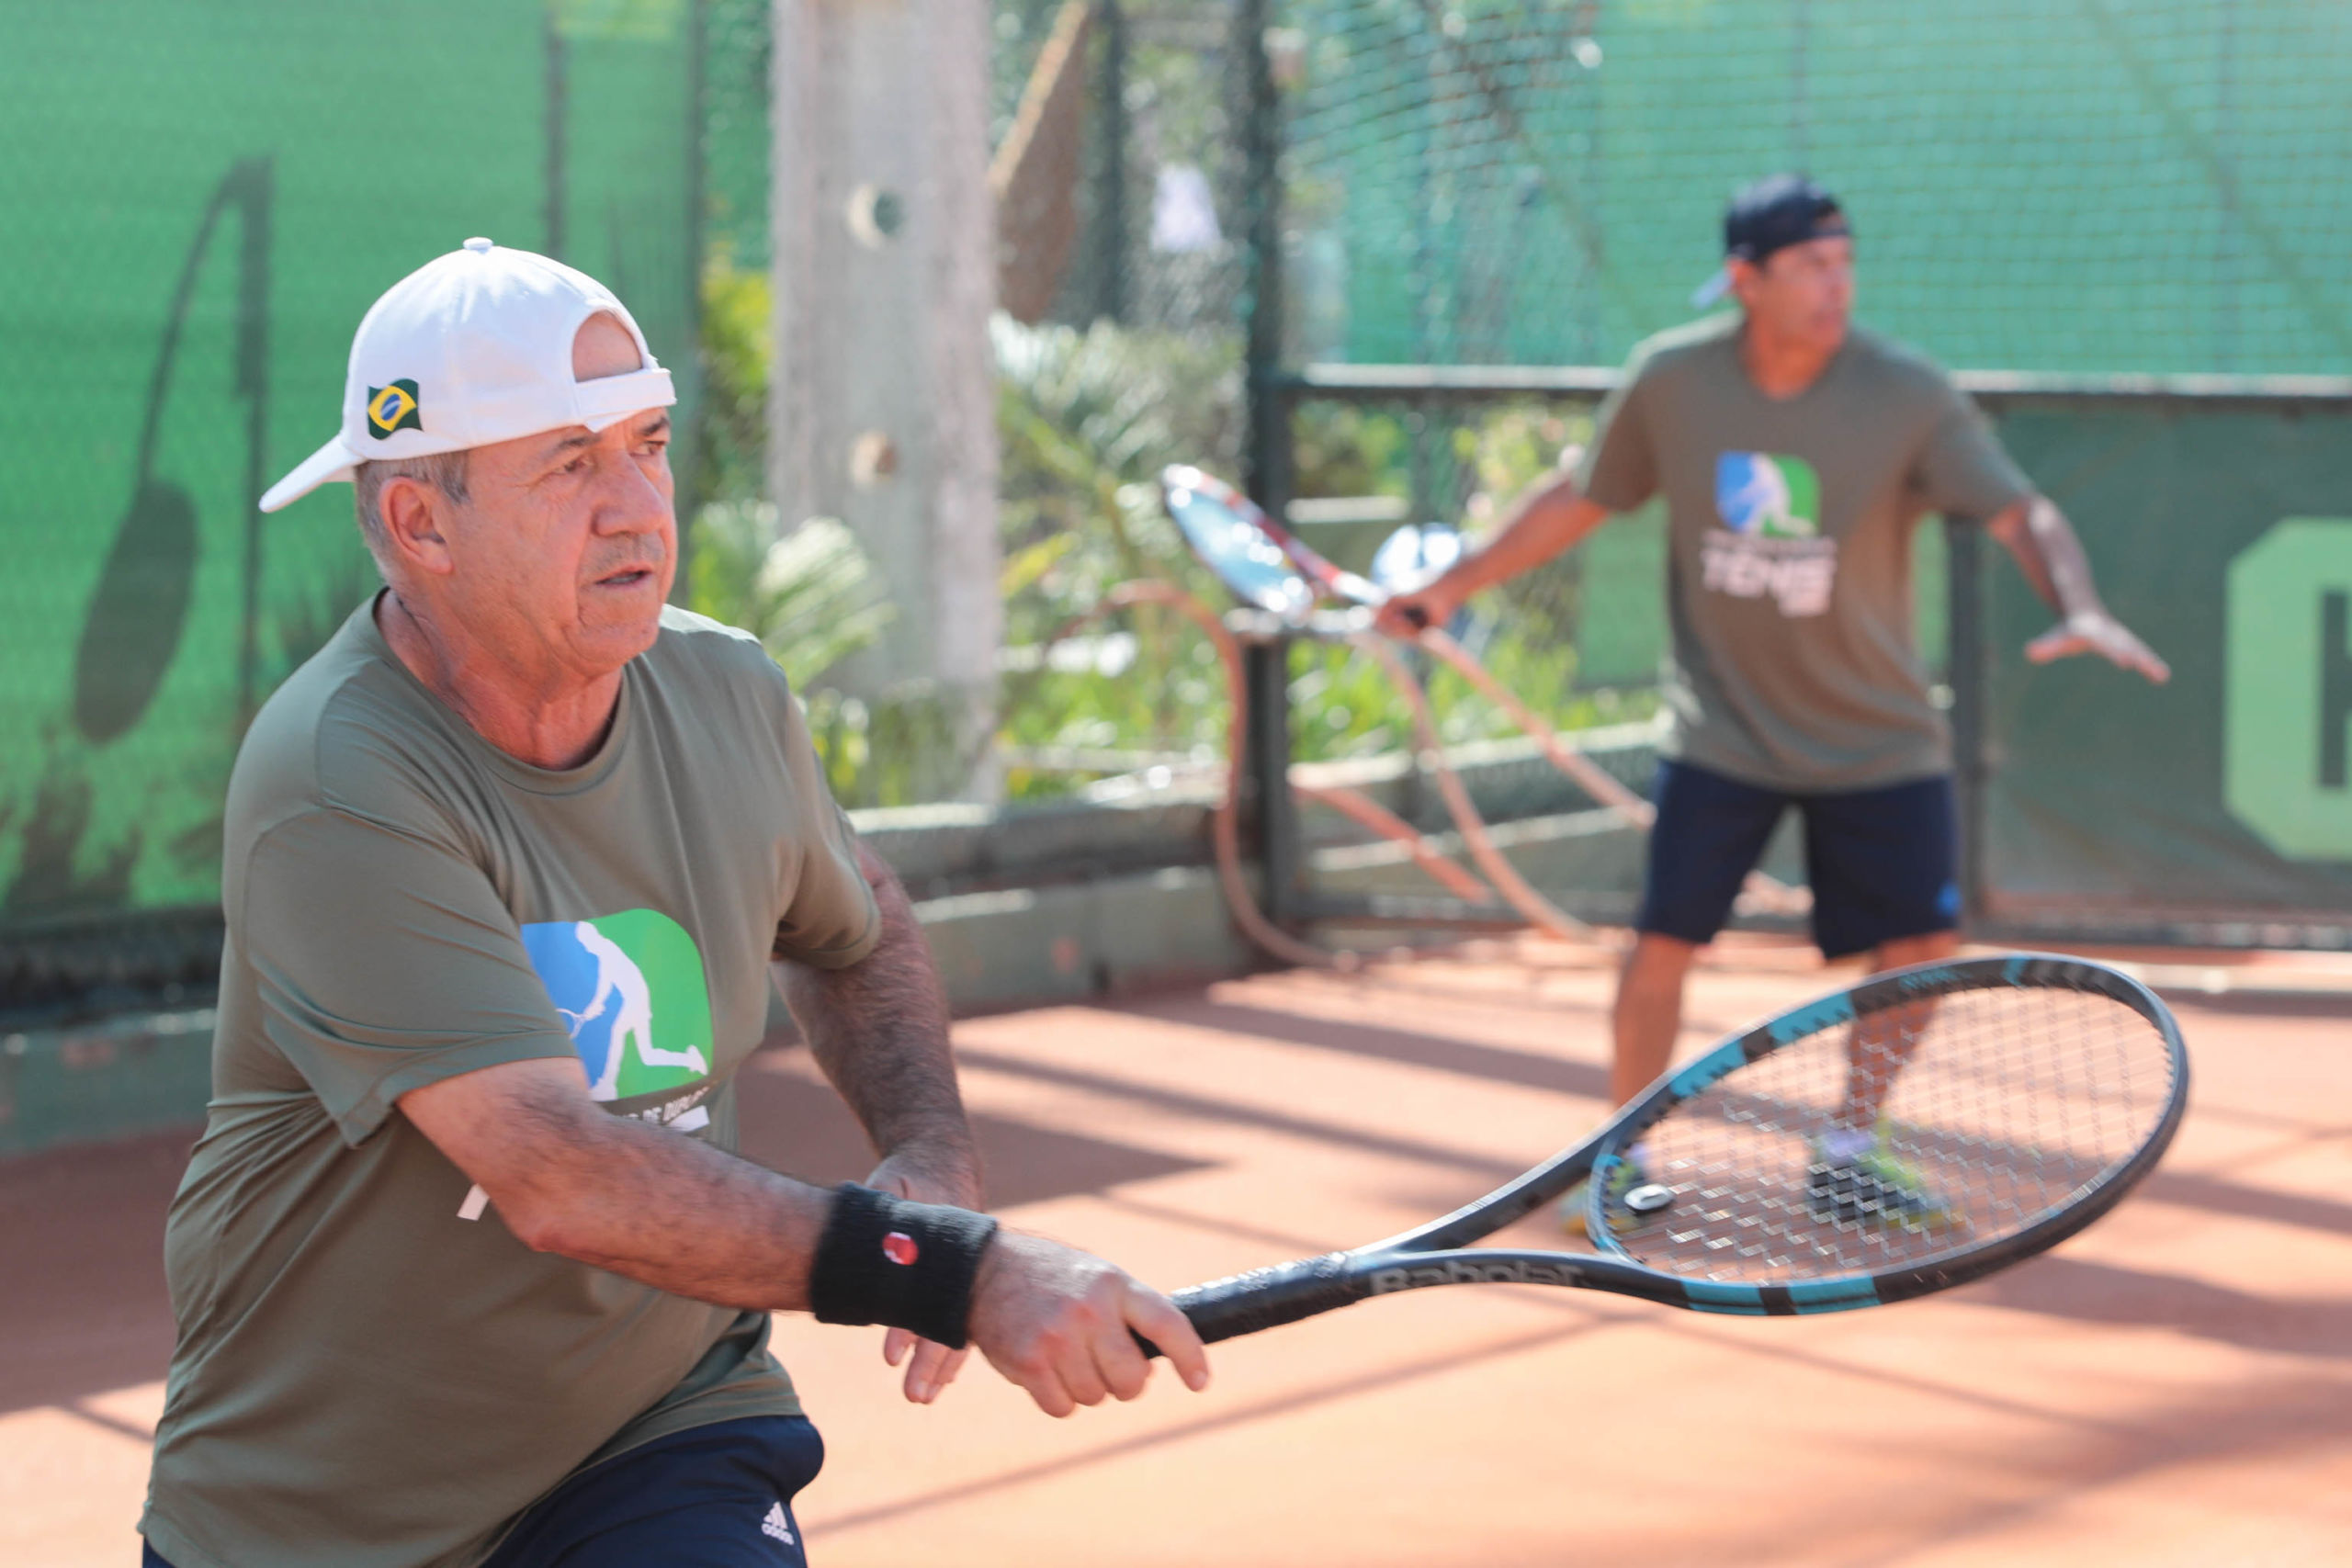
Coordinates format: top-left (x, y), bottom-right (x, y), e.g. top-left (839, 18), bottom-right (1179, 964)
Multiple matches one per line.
top-left (881, 1231), bottom-right (920, 1267)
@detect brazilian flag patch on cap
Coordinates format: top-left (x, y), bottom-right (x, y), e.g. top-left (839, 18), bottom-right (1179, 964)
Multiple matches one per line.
top-left (366, 379), bottom-right (423, 439)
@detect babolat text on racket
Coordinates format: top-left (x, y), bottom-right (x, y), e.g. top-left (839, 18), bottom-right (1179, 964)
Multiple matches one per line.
top-left (1143, 954), bottom-right (2187, 1344)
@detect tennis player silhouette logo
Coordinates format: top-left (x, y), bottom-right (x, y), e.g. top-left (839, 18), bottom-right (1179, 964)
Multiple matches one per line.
top-left (520, 909), bottom-right (713, 1101)
top-left (1716, 451), bottom-right (1821, 539)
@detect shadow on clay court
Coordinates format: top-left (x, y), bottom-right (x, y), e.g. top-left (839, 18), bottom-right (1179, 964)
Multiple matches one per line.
top-left (728, 1050), bottom-right (1210, 1203)
top-left (810, 1313), bottom-right (1627, 1539)
top-left (1830, 1372), bottom-right (2352, 1568)
top-left (953, 1043), bottom-right (1529, 1181)
top-left (0, 1130), bottom-right (188, 1418)
top-left (1971, 1252), bottom-right (2352, 1360)
top-left (2139, 1165), bottom-right (2352, 1241)
top-left (806, 1263), bottom-right (2352, 1549)
top-left (1135, 993), bottom-right (1616, 1101)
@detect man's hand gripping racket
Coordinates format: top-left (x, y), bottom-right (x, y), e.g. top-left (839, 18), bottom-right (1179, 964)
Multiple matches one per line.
top-left (1138, 954), bottom-right (2187, 1351)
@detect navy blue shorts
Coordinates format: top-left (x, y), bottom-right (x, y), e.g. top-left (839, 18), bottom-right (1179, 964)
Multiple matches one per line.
top-left (144, 1415), bottom-right (824, 1568)
top-left (1636, 759), bottom-right (1960, 960)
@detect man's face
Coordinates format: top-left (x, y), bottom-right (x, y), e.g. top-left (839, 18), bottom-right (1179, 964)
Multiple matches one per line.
top-left (1732, 233), bottom-right (1855, 354)
top-left (429, 314), bottom-right (676, 681)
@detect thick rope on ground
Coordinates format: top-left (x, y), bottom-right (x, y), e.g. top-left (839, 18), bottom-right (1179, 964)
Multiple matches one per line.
top-left (1413, 626), bottom-right (1809, 919)
top-left (1355, 633), bottom-right (1594, 944)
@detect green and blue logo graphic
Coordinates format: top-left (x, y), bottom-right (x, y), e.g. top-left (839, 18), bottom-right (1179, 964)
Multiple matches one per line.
top-left (520, 908), bottom-right (713, 1100)
top-left (1716, 452), bottom-right (1821, 538)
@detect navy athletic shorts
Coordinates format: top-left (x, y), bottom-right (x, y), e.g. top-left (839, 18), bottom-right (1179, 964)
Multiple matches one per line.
top-left (143, 1415), bottom-right (824, 1568)
top-left (1636, 758), bottom-right (1960, 960)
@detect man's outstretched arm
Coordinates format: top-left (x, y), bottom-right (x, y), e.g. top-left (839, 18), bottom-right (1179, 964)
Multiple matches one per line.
top-left (1984, 495), bottom-right (2170, 683)
top-left (404, 1055), bottom-right (836, 1305)
top-left (397, 1022), bottom-right (1209, 1413)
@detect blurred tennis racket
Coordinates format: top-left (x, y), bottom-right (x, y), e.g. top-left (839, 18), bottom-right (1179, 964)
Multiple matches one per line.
top-left (1161, 464), bottom-right (1385, 619)
top-left (1144, 954), bottom-right (2186, 1345)
top-left (1158, 461), bottom-right (1655, 815)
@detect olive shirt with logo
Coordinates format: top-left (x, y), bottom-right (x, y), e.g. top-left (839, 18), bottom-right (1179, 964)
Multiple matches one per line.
top-left (1577, 313), bottom-right (2034, 792)
top-left (141, 600), bottom-right (883, 1568)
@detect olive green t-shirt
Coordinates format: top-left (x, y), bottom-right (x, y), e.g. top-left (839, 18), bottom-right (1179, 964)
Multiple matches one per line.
top-left (141, 598), bottom-right (882, 1568)
top-left (1578, 314), bottom-right (2034, 791)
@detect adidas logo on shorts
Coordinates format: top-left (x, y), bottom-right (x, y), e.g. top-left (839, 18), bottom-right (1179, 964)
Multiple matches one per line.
top-left (761, 1501), bottom-right (796, 1545)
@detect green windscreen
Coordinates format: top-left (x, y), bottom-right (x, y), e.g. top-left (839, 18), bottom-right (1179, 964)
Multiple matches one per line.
top-left (1973, 394), bottom-right (2352, 941)
top-left (1, 2), bottom-right (706, 967)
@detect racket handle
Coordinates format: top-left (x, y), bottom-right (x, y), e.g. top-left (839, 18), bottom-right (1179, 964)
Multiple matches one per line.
top-left (1132, 1251), bottom-right (1360, 1358)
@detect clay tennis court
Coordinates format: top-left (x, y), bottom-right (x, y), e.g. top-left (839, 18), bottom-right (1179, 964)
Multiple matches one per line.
top-left (6, 934), bottom-right (2348, 1566)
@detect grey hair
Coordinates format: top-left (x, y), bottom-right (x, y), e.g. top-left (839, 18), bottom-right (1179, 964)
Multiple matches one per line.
top-left (352, 451), bottom-right (472, 568)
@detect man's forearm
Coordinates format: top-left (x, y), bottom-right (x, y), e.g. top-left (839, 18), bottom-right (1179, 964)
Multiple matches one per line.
top-left (1984, 494), bottom-right (2169, 681)
top-left (777, 849), bottom-right (978, 1194)
top-left (402, 1055), bottom-right (837, 1311)
top-left (1987, 495), bottom-right (2099, 615)
top-left (1445, 474), bottom-right (1611, 599)
top-left (534, 1110), bottom-right (832, 1310)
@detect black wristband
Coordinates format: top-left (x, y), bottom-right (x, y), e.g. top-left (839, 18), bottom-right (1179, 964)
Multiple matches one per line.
top-left (808, 1183), bottom-right (999, 1349)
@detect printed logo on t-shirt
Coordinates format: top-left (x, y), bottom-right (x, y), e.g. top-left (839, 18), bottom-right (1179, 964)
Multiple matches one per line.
top-left (1705, 450), bottom-right (1837, 616)
top-left (520, 909), bottom-right (714, 1101)
top-left (1715, 452), bottom-right (1820, 538)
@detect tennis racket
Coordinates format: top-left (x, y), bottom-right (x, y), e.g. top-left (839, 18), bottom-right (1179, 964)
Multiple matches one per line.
top-left (1145, 953), bottom-right (2187, 1347)
top-left (1161, 464), bottom-right (1385, 620)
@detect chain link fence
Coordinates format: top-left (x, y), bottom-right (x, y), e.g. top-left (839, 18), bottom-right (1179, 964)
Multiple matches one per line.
top-left (1280, 0), bottom-right (2352, 376)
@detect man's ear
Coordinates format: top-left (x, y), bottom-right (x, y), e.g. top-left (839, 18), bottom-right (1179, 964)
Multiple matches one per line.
top-left (1725, 256), bottom-right (1764, 310)
top-left (379, 476), bottom-right (458, 577)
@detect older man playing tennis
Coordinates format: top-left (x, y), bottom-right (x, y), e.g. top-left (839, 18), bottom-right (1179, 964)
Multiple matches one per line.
top-left (141, 239), bottom-right (1207, 1568)
top-left (1381, 175), bottom-right (2169, 1232)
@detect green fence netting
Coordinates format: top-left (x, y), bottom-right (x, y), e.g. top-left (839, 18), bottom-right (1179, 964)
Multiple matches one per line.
top-left (2, 0), bottom-right (769, 1010)
top-left (1279, 0), bottom-right (2352, 375)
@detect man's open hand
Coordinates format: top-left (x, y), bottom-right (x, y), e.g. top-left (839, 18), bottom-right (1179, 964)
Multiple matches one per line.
top-left (966, 1231), bottom-right (1211, 1418)
top-left (2024, 609), bottom-right (2170, 684)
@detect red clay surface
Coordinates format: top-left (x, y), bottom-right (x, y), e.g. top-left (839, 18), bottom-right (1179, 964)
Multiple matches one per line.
top-left (6, 934), bottom-right (2349, 1566)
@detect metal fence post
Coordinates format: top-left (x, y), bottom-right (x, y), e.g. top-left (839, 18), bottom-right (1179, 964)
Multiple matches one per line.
top-left (1235, 0), bottom-right (1302, 927)
top-left (674, 0), bottom-right (707, 602)
top-left (1241, 629), bottom-right (1303, 927)
top-left (1094, 0), bottom-right (1128, 325)
top-left (543, 13), bottom-right (568, 259)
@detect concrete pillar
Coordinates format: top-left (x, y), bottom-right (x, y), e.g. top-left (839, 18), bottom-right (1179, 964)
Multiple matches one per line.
top-left (771, 0), bottom-right (1001, 801)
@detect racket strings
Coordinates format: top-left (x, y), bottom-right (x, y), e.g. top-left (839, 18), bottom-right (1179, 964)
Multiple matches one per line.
top-left (1606, 984), bottom-right (2177, 1283)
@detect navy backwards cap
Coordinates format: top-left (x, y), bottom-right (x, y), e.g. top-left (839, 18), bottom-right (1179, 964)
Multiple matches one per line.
top-left (1690, 175), bottom-right (1851, 308)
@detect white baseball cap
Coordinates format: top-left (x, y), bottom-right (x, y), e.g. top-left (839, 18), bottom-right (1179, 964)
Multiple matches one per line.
top-left (260, 236), bottom-right (675, 513)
